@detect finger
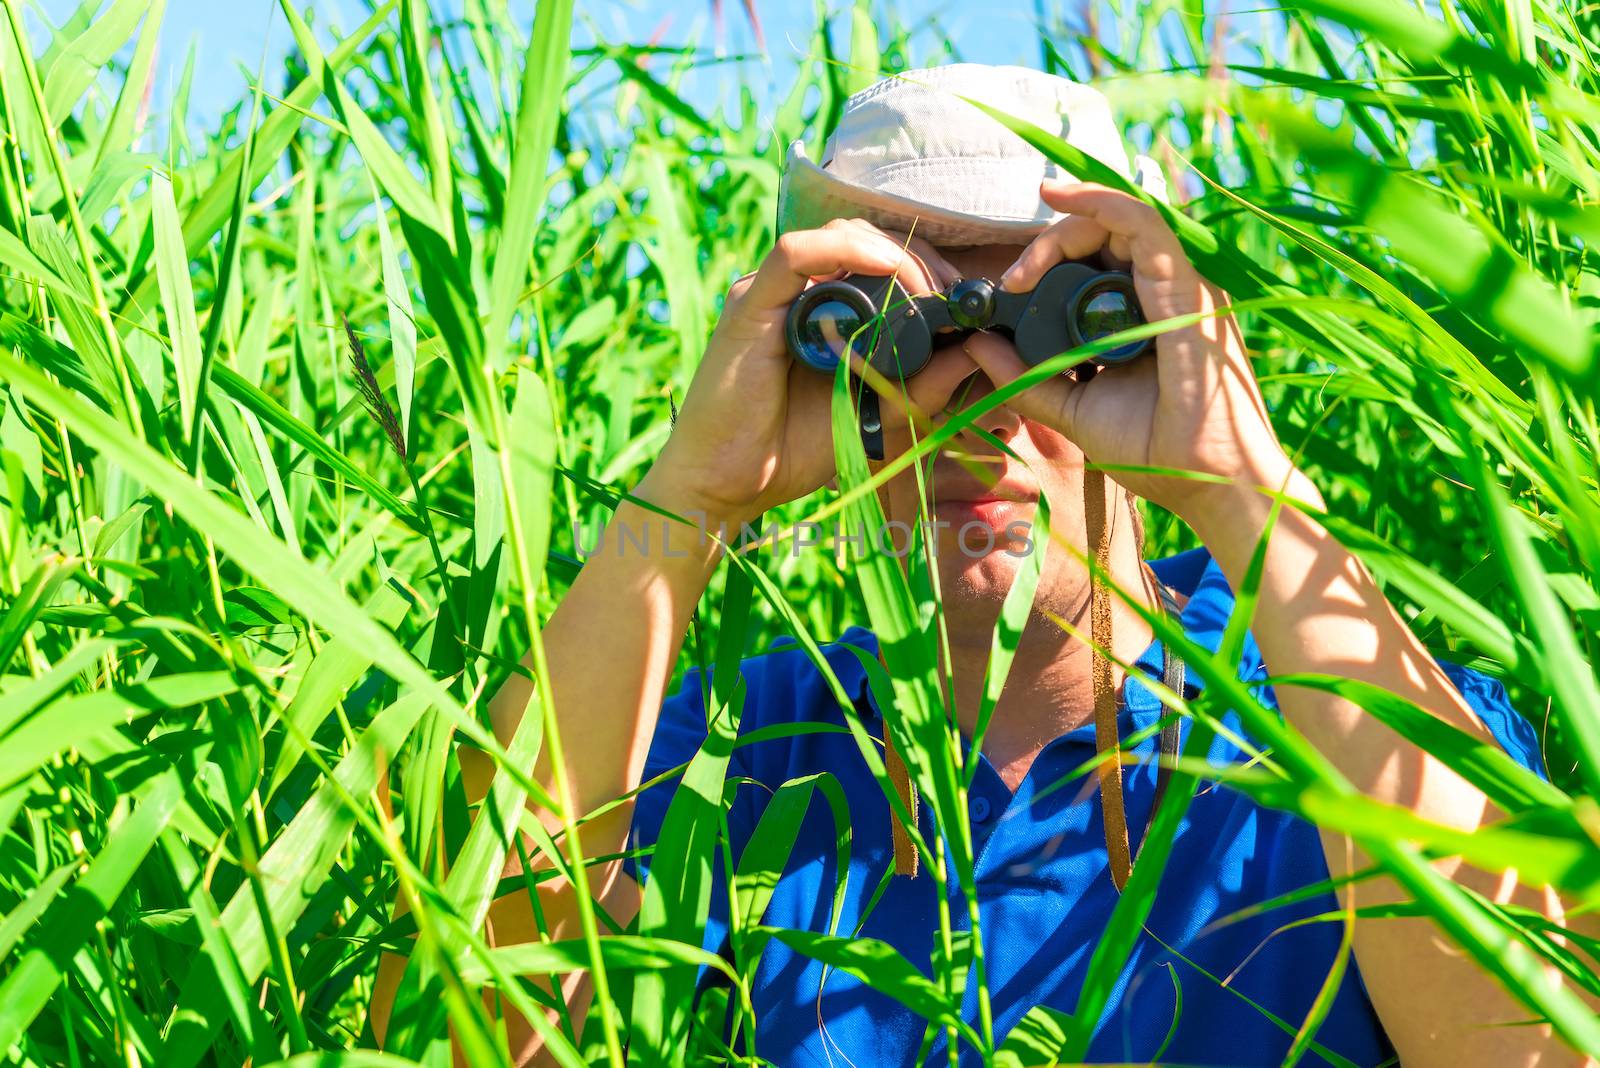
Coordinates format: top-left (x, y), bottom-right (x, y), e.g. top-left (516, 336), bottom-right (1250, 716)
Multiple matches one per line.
top-left (726, 268), bottom-right (759, 303)
top-left (1038, 181), bottom-right (1198, 296)
top-left (1104, 235), bottom-right (1133, 270)
top-left (829, 218), bottom-right (955, 293)
top-left (876, 345), bottom-right (980, 429)
top-left (858, 222), bottom-right (964, 289)
top-left (742, 228), bottom-right (924, 310)
top-left (999, 213), bottom-right (1112, 293)
top-left (961, 331), bottom-right (1079, 441)
top-left (1040, 181), bottom-right (1239, 391)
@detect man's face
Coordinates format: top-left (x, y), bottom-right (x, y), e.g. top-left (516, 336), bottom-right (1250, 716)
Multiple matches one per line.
top-left (920, 243), bottom-right (1114, 628)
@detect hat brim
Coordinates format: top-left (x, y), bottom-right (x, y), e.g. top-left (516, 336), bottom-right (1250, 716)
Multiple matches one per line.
top-left (776, 141), bottom-right (1057, 249)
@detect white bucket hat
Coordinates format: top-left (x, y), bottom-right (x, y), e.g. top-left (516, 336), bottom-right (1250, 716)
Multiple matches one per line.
top-left (776, 63), bottom-right (1168, 248)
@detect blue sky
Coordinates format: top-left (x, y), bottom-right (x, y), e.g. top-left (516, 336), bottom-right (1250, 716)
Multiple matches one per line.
top-left (37, 0), bottom-right (1102, 129)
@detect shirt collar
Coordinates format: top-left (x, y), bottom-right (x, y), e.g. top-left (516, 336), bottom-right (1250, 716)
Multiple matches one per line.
top-left (827, 546), bottom-right (1256, 733)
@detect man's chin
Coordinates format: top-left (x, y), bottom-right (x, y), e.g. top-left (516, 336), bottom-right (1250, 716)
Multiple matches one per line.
top-left (936, 547), bottom-right (1024, 606)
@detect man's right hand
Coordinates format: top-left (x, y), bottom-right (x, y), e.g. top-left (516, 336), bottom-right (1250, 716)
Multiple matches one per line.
top-left (635, 219), bottom-right (980, 530)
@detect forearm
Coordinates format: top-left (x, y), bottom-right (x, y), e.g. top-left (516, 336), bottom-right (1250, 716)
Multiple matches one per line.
top-left (380, 491), bottom-right (719, 1062)
top-left (488, 488), bottom-right (723, 828)
top-left (1190, 473), bottom-right (1496, 823)
top-left (1191, 475), bottom-right (1593, 1066)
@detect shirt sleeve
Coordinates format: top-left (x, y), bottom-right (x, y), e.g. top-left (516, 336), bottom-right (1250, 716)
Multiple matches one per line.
top-left (1437, 660), bottom-right (1548, 779)
top-left (624, 662), bottom-right (762, 969)
top-left (617, 658), bottom-right (755, 991)
top-left (626, 664), bottom-right (716, 887)
top-left (1218, 657), bottom-right (1545, 781)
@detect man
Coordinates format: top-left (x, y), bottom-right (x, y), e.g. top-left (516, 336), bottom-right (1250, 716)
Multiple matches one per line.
top-left (413, 65), bottom-right (1585, 1065)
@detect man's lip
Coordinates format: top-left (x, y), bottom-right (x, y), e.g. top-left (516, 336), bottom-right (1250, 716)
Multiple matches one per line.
top-left (932, 497), bottom-right (1026, 533)
top-left (931, 485), bottom-right (1039, 506)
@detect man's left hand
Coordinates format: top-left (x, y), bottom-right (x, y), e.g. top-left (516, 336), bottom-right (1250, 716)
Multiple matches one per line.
top-left (962, 180), bottom-right (1314, 526)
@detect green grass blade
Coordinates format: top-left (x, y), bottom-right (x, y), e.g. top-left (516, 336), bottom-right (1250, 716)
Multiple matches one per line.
top-left (150, 171), bottom-right (203, 437)
top-left (0, 771), bottom-right (183, 1052)
top-left (484, 0), bottom-right (573, 372)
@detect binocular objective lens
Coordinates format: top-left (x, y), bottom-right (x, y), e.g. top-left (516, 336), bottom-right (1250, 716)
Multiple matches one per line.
top-left (1076, 287), bottom-right (1141, 343)
top-left (796, 298), bottom-right (869, 372)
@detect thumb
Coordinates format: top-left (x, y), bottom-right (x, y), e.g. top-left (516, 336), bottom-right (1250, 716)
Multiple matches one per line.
top-left (961, 331), bottom-right (1079, 440)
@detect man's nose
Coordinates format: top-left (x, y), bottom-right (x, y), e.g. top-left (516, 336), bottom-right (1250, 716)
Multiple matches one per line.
top-left (952, 370), bottom-right (1022, 444)
top-left (978, 398), bottom-right (1022, 444)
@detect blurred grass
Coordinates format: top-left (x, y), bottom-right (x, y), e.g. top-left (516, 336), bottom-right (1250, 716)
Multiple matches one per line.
top-left (0, 0), bottom-right (1597, 1064)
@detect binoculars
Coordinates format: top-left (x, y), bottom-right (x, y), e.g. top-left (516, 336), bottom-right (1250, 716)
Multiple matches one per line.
top-left (784, 261), bottom-right (1151, 380)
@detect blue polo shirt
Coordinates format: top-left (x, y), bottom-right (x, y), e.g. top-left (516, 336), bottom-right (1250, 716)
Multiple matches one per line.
top-left (627, 547), bottom-right (1543, 1066)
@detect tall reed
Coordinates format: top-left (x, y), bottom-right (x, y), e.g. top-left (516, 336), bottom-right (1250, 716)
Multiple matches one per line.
top-left (0, 0), bottom-right (1595, 1064)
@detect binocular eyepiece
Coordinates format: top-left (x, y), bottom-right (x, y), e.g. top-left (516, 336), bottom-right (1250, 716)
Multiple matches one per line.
top-left (785, 260), bottom-right (1150, 379)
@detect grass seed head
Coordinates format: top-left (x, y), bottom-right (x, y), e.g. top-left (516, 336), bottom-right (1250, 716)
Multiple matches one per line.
top-left (343, 313), bottom-right (407, 461)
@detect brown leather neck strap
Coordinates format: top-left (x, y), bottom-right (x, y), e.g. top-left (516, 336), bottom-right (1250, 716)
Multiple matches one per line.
top-left (1085, 466), bottom-right (1133, 891)
top-left (875, 455), bottom-right (1173, 885)
top-left (870, 451), bottom-right (921, 878)
top-left (883, 702), bottom-right (920, 877)
top-left (878, 478), bottom-right (1180, 885)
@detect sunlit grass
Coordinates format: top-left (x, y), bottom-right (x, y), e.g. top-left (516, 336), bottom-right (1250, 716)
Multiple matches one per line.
top-left (0, 0), bottom-right (1596, 1064)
